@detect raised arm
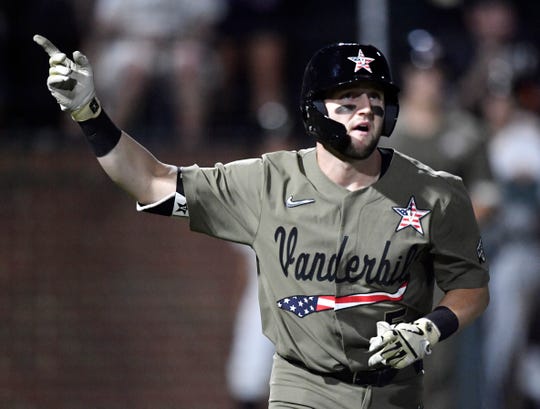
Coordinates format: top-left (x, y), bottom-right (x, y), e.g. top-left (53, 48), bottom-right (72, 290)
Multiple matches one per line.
top-left (33, 34), bottom-right (176, 204)
top-left (97, 134), bottom-right (177, 204)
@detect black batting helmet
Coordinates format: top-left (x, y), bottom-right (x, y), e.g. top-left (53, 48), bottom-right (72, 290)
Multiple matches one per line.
top-left (301, 43), bottom-right (400, 152)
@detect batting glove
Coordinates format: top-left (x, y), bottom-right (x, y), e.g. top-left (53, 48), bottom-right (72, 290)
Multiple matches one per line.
top-left (368, 318), bottom-right (441, 369)
top-left (33, 34), bottom-right (100, 121)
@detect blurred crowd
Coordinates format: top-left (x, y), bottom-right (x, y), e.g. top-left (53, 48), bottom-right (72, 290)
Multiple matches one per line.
top-left (1, 1), bottom-right (540, 408)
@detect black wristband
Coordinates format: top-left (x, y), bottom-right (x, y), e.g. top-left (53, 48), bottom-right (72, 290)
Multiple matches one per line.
top-left (425, 306), bottom-right (459, 341)
top-left (78, 109), bottom-right (122, 157)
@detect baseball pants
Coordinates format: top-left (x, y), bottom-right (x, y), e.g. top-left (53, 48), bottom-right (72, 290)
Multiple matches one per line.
top-left (268, 354), bottom-right (424, 409)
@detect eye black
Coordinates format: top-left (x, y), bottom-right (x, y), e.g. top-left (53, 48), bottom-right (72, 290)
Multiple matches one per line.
top-left (335, 104), bottom-right (356, 114)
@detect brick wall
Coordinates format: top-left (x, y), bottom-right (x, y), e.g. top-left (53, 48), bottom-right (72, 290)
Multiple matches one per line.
top-left (0, 147), bottom-right (255, 409)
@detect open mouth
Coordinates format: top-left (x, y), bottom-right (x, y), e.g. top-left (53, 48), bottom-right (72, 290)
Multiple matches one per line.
top-left (352, 122), bottom-right (370, 132)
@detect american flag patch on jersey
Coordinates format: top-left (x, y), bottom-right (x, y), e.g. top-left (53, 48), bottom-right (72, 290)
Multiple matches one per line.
top-left (276, 282), bottom-right (408, 318)
top-left (392, 196), bottom-right (431, 235)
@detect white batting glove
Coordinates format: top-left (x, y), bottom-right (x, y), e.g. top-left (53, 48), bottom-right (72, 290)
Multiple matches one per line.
top-left (33, 34), bottom-right (100, 121)
top-left (368, 318), bottom-right (441, 369)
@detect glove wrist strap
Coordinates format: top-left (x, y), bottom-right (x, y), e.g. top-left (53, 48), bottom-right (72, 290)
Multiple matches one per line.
top-left (71, 96), bottom-right (101, 122)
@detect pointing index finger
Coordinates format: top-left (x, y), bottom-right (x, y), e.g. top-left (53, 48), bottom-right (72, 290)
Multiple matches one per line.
top-left (33, 34), bottom-right (61, 57)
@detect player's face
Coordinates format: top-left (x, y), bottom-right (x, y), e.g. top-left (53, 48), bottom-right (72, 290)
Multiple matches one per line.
top-left (324, 84), bottom-right (385, 159)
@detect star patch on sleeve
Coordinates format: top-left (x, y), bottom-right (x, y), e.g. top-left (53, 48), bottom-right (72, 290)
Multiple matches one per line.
top-left (392, 196), bottom-right (431, 235)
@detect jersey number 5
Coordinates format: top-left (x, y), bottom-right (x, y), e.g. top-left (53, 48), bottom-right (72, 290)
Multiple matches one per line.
top-left (384, 307), bottom-right (407, 325)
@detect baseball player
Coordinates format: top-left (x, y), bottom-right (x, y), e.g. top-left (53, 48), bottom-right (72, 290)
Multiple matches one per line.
top-left (34, 35), bottom-right (489, 409)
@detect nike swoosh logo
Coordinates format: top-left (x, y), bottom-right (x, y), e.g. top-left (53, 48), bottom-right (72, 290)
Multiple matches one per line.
top-left (286, 195), bottom-right (316, 208)
top-left (405, 327), bottom-right (424, 336)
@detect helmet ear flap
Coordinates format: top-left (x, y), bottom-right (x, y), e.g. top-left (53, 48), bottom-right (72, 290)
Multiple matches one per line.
top-left (302, 99), bottom-right (349, 152)
top-left (313, 100), bottom-right (328, 116)
top-left (382, 102), bottom-right (399, 137)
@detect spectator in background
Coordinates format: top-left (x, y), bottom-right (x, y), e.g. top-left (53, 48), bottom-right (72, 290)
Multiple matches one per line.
top-left (457, 0), bottom-right (538, 117)
top-left (451, 2), bottom-right (540, 407)
top-left (212, 0), bottom-right (290, 151)
top-left (88, 0), bottom-right (226, 149)
top-left (480, 80), bottom-right (540, 409)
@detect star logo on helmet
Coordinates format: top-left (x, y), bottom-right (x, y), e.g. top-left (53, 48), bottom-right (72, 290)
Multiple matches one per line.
top-left (347, 49), bottom-right (375, 73)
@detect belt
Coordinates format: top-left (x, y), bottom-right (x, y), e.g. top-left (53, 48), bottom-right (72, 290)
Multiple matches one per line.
top-left (281, 355), bottom-right (423, 387)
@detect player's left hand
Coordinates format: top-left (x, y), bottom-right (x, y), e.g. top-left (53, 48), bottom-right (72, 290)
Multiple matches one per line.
top-left (368, 318), bottom-right (441, 369)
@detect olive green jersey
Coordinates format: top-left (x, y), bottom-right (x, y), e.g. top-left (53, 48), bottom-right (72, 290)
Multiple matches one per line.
top-left (179, 147), bottom-right (488, 373)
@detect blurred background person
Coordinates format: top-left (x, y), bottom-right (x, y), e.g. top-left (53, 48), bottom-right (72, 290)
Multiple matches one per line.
top-left (457, 0), bottom-right (538, 117)
top-left (87, 0), bottom-right (226, 149)
top-left (212, 0), bottom-right (290, 152)
top-left (226, 244), bottom-right (274, 409)
top-left (518, 297), bottom-right (540, 409)
top-left (480, 78), bottom-right (540, 409)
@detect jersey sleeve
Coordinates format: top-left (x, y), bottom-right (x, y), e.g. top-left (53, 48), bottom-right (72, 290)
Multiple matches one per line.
top-left (430, 177), bottom-right (490, 291)
top-left (180, 158), bottom-right (264, 245)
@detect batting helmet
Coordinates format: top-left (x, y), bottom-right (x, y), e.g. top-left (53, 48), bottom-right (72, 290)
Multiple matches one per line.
top-left (301, 43), bottom-right (400, 152)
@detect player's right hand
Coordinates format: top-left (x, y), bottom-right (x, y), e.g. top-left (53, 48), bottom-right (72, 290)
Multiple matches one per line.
top-left (33, 34), bottom-right (100, 121)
